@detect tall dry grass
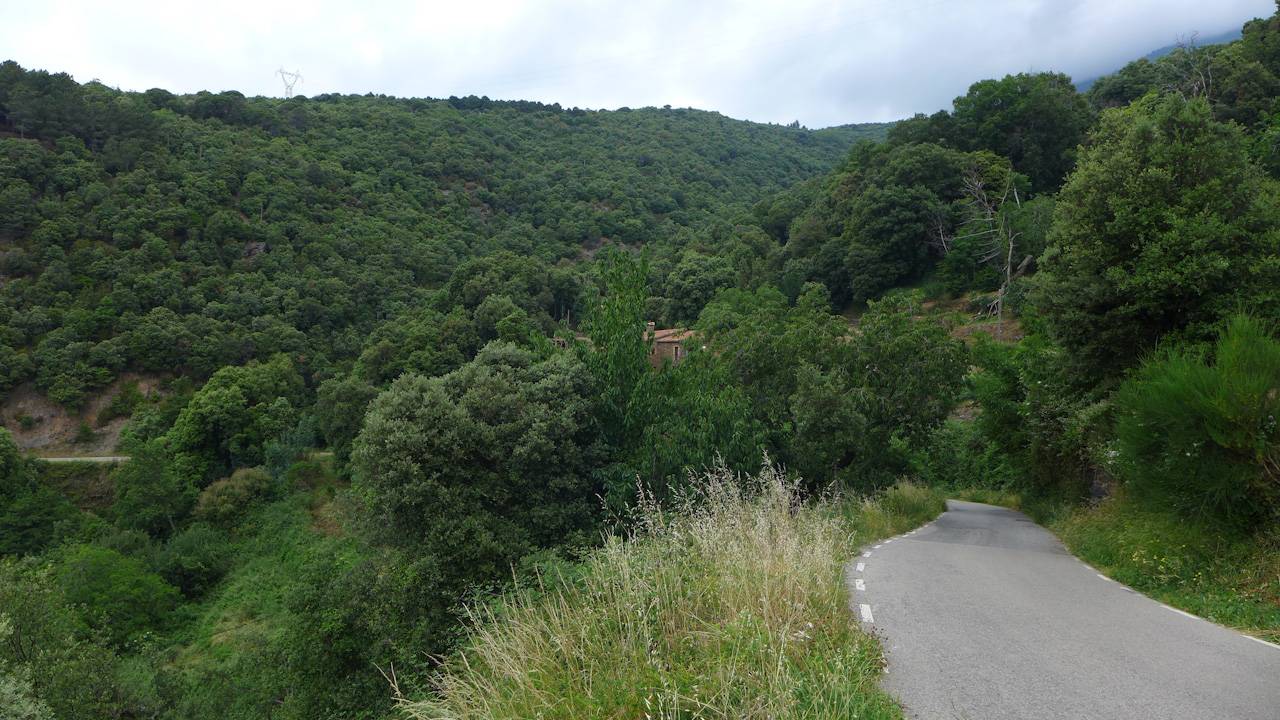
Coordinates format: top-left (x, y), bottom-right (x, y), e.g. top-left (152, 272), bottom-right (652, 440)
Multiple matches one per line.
top-left (400, 465), bottom-right (938, 719)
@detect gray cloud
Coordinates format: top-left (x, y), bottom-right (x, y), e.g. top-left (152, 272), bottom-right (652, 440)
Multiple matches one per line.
top-left (1, 0), bottom-right (1271, 127)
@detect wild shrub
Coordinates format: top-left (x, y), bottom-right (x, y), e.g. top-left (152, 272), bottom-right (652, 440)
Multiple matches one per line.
top-left (54, 545), bottom-right (179, 647)
top-left (111, 443), bottom-right (197, 538)
top-left (73, 421), bottom-right (96, 445)
top-left (193, 467), bottom-right (273, 528)
top-left (284, 458), bottom-right (331, 491)
top-left (1114, 314), bottom-right (1280, 527)
top-left (263, 416), bottom-right (317, 481)
top-left (96, 381), bottom-right (144, 427)
top-left (156, 523), bottom-right (232, 597)
top-left (0, 432), bottom-right (85, 556)
top-left (914, 420), bottom-right (1019, 490)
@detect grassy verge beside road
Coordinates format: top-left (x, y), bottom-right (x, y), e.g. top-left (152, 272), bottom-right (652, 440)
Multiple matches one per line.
top-left (401, 468), bottom-right (944, 720)
top-left (946, 486), bottom-right (1280, 643)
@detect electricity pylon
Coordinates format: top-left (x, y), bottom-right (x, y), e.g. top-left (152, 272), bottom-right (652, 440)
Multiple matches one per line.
top-left (278, 68), bottom-right (303, 98)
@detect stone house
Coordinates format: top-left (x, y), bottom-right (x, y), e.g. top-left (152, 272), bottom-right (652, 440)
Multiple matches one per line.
top-left (646, 321), bottom-right (696, 367)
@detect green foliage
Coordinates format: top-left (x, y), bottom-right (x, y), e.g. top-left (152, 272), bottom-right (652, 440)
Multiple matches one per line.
top-left (912, 421), bottom-right (1019, 490)
top-left (166, 354), bottom-right (305, 482)
top-left (664, 251), bottom-right (736, 324)
top-left (772, 141), bottom-right (1026, 307)
top-left (967, 332), bottom-right (1110, 493)
top-left (111, 442), bottom-right (196, 537)
top-left (698, 287), bottom-right (964, 490)
top-left (157, 494), bottom-right (363, 720)
top-left (73, 420), bottom-right (96, 445)
top-left (54, 544), bottom-right (178, 648)
top-left (156, 523), bottom-right (232, 598)
top-left (845, 184), bottom-right (940, 303)
top-left (277, 544), bottom-right (401, 720)
top-left (626, 353), bottom-right (768, 493)
top-left (315, 376), bottom-right (377, 472)
top-left (353, 306), bottom-right (477, 386)
top-left (0, 559), bottom-right (130, 720)
top-left (0, 432), bottom-right (84, 556)
top-left (1056, 496), bottom-right (1280, 641)
top-left (351, 342), bottom-right (604, 651)
top-left (951, 73), bottom-right (1093, 191)
top-left (0, 61), bottom-right (867, 408)
top-left (789, 293), bottom-right (968, 489)
top-left (1088, 13), bottom-right (1280, 133)
top-left (192, 467), bottom-right (274, 529)
top-left (405, 465), bottom-right (928, 720)
top-left (1035, 93), bottom-right (1280, 387)
top-left (11, 16), bottom-right (1280, 715)
top-left (262, 416), bottom-right (318, 482)
top-left (0, 345), bottom-right (32, 399)
top-left (891, 72), bottom-right (1092, 191)
top-left (96, 380), bottom-right (144, 427)
top-left (698, 284), bottom-right (847, 461)
top-left (0, 665), bottom-right (55, 720)
top-left (582, 251), bottom-right (653, 455)
top-left (1114, 315), bottom-right (1280, 527)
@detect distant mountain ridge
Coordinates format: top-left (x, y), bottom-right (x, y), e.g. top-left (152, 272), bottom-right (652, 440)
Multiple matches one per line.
top-left (1076, 27), bottom-right (1243, 91)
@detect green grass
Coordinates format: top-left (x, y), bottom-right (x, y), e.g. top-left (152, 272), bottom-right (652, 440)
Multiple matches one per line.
top-left (1053, 495), bottom-right (1280, 642)
top-left (400, 469), bottom-right (945, 720)
top-left (158, 472), bottom-right (363, 718)
top-left (944, 486), bottom-right (1280, 643)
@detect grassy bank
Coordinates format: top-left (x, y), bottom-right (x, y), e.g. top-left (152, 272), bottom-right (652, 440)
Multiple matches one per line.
top-left (946, 486), bottom-right (1280, 643)
top-left (1054, 495), bottom-right (1280, 642)
top-left (400, 468), bottom-right (944, 719)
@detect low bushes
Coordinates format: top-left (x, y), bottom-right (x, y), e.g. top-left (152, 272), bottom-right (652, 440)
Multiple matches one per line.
top-left (156, 523), bottom-right (232, 598)
top-left (54, 544), bottom-right (179, 647)
top-left (193, 467), bottom-right (273, 528)
top-left (1114, 314), bottom-right (1280, 528)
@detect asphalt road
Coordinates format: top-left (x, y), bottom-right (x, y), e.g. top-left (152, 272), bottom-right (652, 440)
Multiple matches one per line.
top-left (37, 456), bottom-right (130, 463)
top-left (851, 500), bottom-right (1280, 720)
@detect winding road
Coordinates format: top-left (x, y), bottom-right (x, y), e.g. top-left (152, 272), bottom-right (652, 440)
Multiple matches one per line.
top-left (851, 500), bottom-right (1280, 720)
top-left (37, 456), bottom-right (130, 463)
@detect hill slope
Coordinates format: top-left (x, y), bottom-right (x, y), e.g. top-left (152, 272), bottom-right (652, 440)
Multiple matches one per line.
top-left (0, 61), bottom-right (885, 406)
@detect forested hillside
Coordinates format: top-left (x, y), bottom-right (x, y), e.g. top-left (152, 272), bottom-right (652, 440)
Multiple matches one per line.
top-left (3, 5), bottom-right (1280, 720)
top-left (0, 63), bottom-right (885, 406)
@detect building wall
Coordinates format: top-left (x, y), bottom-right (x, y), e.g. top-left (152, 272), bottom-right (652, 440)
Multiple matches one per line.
top-left (650, 339), bottom-right (686, 367)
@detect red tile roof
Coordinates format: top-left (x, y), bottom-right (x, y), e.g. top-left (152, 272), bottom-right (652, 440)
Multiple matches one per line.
top-left (650, 328), bottom-right (695, 342)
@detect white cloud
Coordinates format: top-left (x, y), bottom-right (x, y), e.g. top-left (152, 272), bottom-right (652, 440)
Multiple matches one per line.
top-left (1, 0), bottom-right (1271, 126)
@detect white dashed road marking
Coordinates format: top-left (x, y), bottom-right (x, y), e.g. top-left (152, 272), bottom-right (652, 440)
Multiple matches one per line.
top-left (856, 562), bottom-right (865, 573)
top-left (855, 578), bottom-right (866, 592)
top-left (860, 604), bottom-right (875, 623)
top-left (863, 551), bottom-right (872, 558)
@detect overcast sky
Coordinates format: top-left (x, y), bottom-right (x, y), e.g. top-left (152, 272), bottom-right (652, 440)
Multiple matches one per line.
top-left (2, 1), bottom-right (1273, 127)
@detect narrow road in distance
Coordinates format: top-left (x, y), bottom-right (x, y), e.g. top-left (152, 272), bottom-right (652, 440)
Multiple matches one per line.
top-left (36, 456), bottom-right (130, 463)
top-left (851, 500), bottom-right (1280, 720)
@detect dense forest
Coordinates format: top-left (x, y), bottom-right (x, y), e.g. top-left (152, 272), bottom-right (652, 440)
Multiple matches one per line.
top-left (3, 5), bottom-right (1280, 719)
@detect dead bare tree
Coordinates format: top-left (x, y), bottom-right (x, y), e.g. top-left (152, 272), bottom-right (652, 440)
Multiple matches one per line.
top-left (927, 205), bottom-right (954, 256)
top-left (959, 164), bottom-right (1023, 325)
top-left (1166, 33), bottom-right (1214, 101)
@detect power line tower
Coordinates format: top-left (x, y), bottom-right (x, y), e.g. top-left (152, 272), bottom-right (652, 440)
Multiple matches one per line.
top-left (277, 68), bottom-right (303, 98)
